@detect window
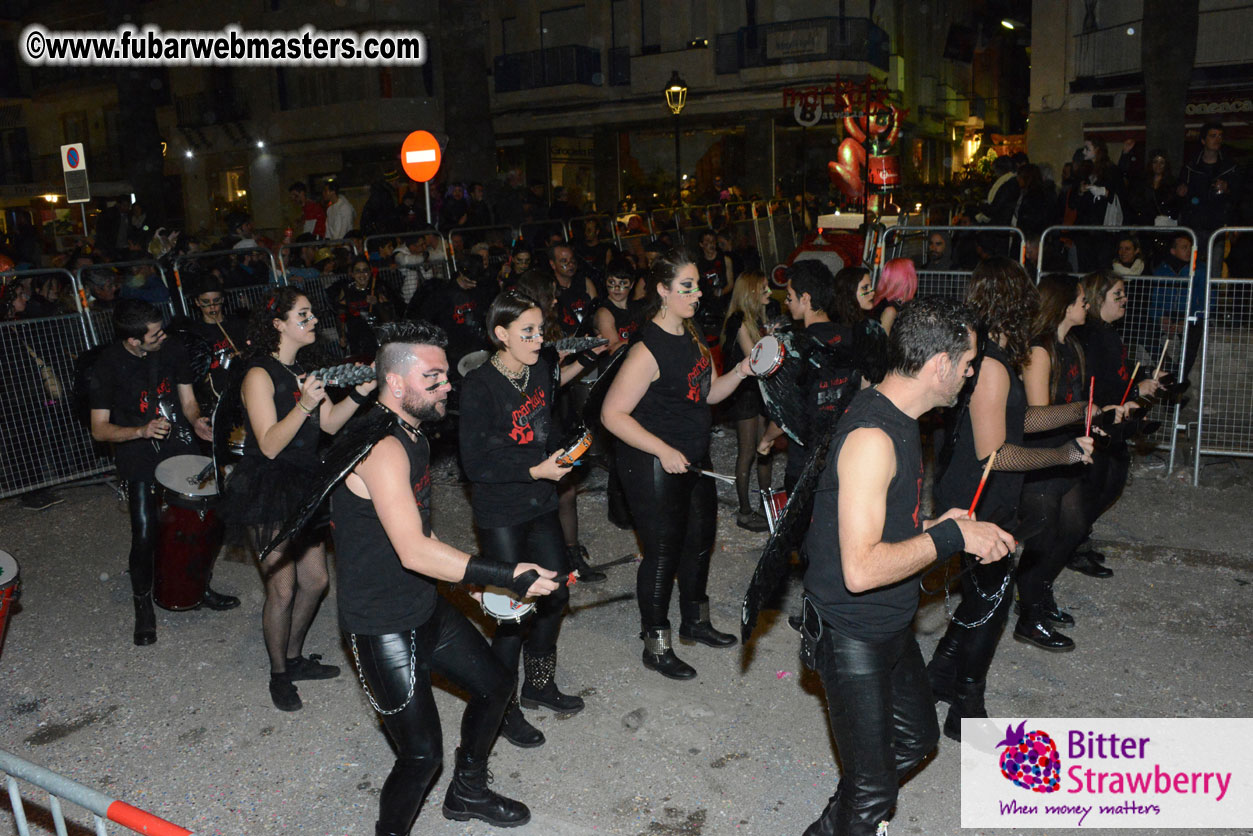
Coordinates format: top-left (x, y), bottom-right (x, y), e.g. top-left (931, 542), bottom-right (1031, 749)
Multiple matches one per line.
top-left (541, 5), bottom-right (588, 49)
top-left (612, 0), bottom-right (629, 48)
top-left (641, 0), bottom-right (661, 51)
top-left (502, 16), bottom-right (518, 54)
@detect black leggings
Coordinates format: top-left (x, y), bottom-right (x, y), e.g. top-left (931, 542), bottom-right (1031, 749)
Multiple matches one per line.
top-left (1083, 444), bottom-right (1130, 535)
top-left (476, 511), bottom-right (571, 670)
top-left (351, 597), bottom-right (511, 835)
top-left (808, 627), bottom-right (939, 836)
top-left (617, 444), bottom-right (717, 630)
top-left (1017, 475), bottom-right (1088, 607)
top-left (943, 556), bottom-right (1014, 681)
top-left (127, 480), bottom-right (159, 596)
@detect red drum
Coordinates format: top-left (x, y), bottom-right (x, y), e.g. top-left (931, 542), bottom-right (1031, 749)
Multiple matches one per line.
top-left (0, 550), bottom-right (19, 659)
top-left (761, 489), bottom-right (788, 535)
top-left (154, 455), bottom-right (223, 611)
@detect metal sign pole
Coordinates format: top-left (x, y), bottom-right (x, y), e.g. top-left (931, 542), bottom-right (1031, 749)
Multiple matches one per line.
top-left (424, 182), bottom-right (432, 226)
top-left (79, 204), bottom-right (89, 242)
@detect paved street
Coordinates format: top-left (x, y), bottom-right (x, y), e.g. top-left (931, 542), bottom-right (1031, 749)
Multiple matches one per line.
top-left (2, 438), bottom-right (1251, 836)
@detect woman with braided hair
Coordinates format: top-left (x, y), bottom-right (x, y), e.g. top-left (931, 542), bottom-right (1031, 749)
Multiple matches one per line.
top-left (928, 258), bottom-right (1098, 741)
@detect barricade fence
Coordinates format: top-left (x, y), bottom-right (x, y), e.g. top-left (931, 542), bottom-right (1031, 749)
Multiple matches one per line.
top-left (364, 230), bottom-right (453, 306)
top-left (1, 747), bottom-right (194, 836)
top-left (1193, 227), bottom-right (1253, 485)
top-left (874, 225), bottom-right (1026, 303)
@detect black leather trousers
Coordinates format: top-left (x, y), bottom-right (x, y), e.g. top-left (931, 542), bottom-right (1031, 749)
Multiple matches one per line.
top-left (126, 480), bottom-right (158, 596)
top-left (476, 510), bottom-right (571, 671)
top-left (617, 444), bottom-right (717, 630)
top-left (807, 627), bottom-right (939, 836)
top-left (351, 597), bottom-right (511, 835)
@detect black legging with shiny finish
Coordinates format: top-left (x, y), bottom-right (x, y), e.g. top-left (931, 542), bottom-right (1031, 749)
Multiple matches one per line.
top-left (351, 597), bottom-right (511, 836)
top-left (127, 480), bottom-right (159, 595)
top-left (1017, 475), bottom-right (1088, 607)
top-left (807, 627), bottom-right (939, 836)
top-left (476, 510), bottom-right (571, 670)
top-left (943, 557), bottom-right (1015, 681)
top-left (617, 444), bottom-right (717, 630)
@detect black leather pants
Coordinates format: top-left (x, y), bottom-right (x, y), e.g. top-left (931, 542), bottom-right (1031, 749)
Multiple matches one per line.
top-left (476, 510), bottom-right (571, 671)
top-left (807, 627), bottom-right (939, 836)
top-left (617, 444), bottom-right (717, 630)
top-left (351, 597), bottom-right (511, 835)
top-left (126, 480), bottom-right (159, 596)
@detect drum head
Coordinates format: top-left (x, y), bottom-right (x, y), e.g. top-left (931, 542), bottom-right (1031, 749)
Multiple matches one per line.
top-left (0, 550), bottom-right (17, 589)
top-left (155, 454), bottom-right (218, 498)
top-left (458, 350), bottom-right (491, 378)
top-left (481, 588), bottom-right (534, 622)
top-left (749, 335), bottom-right (784, 377)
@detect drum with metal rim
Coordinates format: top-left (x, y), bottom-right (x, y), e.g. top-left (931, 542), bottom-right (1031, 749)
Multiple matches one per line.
top-left (480, 588), bottom-right (535, 623)
top-left (556, 427), bottom-right (593, 467)
top-left (749, 334), bottom-right (786, 378)
top-left (154, 455), bottom-right (223, 611)
top-left (0, 550), bottom-right (20, 658)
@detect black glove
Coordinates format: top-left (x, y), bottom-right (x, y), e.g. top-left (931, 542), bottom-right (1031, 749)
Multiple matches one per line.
top-left (463, 554), bottom-right (540, 598)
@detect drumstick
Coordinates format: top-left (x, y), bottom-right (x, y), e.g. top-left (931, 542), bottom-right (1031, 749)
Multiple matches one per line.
top-left (1154, 339), bottom-right (1170, 378)
top-left (1119, 362), bottom-right (1141, 406)
top-left (688, 466), bottom-right (737, 485)
top-left (968, 449), bottom-right (996, 519)
top-left (1085, 377), bottom-right (1095, 436)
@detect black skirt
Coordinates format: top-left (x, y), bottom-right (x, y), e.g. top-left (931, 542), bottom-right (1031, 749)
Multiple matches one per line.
top-left (219, 453), bottom-right (324, 546)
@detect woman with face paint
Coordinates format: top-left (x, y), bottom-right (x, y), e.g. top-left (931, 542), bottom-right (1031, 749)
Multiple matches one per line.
top-left (601, 249), bottom-right (756, 679)
top-left (222, 286), bottom-right (377, 712)
top-left (458, 289), bottom-right (585, 748)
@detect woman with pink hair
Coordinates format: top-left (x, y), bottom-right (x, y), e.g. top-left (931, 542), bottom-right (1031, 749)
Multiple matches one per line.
top-left (871, 257), bottom-right (918, 334)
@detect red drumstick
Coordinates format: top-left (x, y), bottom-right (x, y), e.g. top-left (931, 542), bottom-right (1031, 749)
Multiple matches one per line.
top-left (1085, 377), bottom-right (1095, 436)
top-left (1119, 362), bottom-right (1141, 406)
top-left (968, 450), bottom-right (997, 519)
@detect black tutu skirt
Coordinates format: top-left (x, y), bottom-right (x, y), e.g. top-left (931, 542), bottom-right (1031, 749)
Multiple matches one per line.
top-left (220, 453), bottom-right (324, 547)
top-left (724, 379), bottom-right (765, 422)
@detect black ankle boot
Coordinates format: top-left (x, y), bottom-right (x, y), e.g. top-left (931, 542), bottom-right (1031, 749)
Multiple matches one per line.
top-left (520, 649), bottom-right (585, 713)
top-left (133, 593), bottom-right (156, 646)
top-left (1014, 606), bottom-right (1076, 652)
top-left (927, 633), bottom-right (960, 704)
top-left (1039, 585), bottom-right (1075, 626)
top-left (641, 628), bottom-right (696, 680)
top-left (678, 600), bottom-right (737, 648)
top-left (499, 694), bottom-right (545, 748)
top-left (441, 747), bottom-right (530, 827)
top-left (1067, 552), bottom-right (1113, 578)
top-left (566, 544), bottom-right (607, 583)
top-left (943, 677), bottom-right (988, 742)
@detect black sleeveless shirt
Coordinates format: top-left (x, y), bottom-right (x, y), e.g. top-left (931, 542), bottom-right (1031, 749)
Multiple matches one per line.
top-left (331, 423), bottom-right (437, 634)
top-left (1027, 334), bottom-right (1084, 449)
top-left (803, 387), bottom-right (925, 641)
top-left (243, 355), bottom-right (321, 469)
top-left (629, 320), bottom-right (713, 462)
top-left (937, 341), bottom-right (1026, 530)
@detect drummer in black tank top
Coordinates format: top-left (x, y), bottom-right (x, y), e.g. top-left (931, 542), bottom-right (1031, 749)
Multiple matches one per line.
top-left (601, 249), bottom-right (757, 681)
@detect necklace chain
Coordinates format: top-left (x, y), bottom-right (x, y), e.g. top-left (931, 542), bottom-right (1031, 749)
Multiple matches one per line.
top-left (491, 352), bottom-right (529, 394)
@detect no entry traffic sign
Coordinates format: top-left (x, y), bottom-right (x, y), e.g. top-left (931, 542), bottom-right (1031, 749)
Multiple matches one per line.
top-left (401, 131), bottom-right (441, 183)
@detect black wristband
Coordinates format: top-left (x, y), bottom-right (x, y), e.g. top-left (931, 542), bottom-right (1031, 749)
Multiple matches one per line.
top-left (463, 555), bottom-right (537, 598)
top-left (574, 349), bottom-right (597, 368)
top-left (348, 387), bottom-right (370, 405)
top-left (926, 518), bottom-right (965, 559)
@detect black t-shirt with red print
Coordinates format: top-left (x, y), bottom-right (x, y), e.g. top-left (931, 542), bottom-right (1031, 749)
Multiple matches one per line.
top-left (554, 277), bottom-right (593, 337)
top-left (629, 321), bottom-right (713, 463)
top-left (88, 340), bottom-right (197, 481)
top-left (331, 423), bottom-right (437, 634)
top-left (458, 354), bottom-right (559, 528)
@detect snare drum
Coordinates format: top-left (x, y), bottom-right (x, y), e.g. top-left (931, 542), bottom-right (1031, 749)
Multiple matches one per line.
top-left (749, 335), bottom-right (786, 378)
top-left (556, 427), bottom-right (593, 467)
top-left (0, 550), bottom-right (20, 659)
top-left (760, 489), bottom-right (788, 535)
top-left (154, 454), bottom-right (223, 611)
top-left (481, 588), bottom-right (535, 623)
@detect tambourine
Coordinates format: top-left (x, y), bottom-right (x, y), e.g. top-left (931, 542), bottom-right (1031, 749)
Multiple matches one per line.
top-left (555, 427), bottom-right (593, 467)
top-left (749, 334), bottom-right (785, 378)
top-left (481, 588), bottom-right (535, 623)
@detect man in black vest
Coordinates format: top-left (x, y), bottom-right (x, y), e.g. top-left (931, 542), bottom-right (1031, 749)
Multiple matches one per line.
top-left (800, 299), bottom-right (1014, 836)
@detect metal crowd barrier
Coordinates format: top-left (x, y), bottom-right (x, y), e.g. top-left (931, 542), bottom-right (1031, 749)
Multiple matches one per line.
top-left (1193, 227), bottom-right (1253, 485)
top-left (613, 212), bottom-right (654, 260)
top-left (1038, 225), bottom-right (1198, 468)
top-left (456, 224), bottom-right (517, 252)
top-left (519, 220), bottom-right (568, 250)
top-left (364, 230), bottom-right (453, 308)
top-left (874, 225), bottom-right (1026, 302)
top-left (276, 237), bottom-right (361, 280)
top-left (1, 748), bottom-right (194, 836)
top-left (1, 269), bottom-right (113, 500)
top-left (77, 260), bottom-right (177, 343)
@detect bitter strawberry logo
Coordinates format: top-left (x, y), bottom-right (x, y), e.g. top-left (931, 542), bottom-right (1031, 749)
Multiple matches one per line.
top-left (997, 721), bottom-right (1061, 793)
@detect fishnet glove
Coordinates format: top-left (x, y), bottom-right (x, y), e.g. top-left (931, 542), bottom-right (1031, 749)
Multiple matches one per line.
top-left (1023, 402), bottom-right (1087, 434)
top-left (990, 440), bottom-right (1087, 472)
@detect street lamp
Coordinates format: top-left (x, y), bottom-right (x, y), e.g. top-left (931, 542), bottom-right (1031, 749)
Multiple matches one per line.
top-left (665, 70), bottom-right (688, 205)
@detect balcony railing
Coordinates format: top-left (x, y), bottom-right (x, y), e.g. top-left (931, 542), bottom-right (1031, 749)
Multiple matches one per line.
top-left (715, 16), bottom-right (890, 74)
top-left (494, 45), bottom-right (602, 93)
top-left (1074, 6), bottom-right (1253, 79)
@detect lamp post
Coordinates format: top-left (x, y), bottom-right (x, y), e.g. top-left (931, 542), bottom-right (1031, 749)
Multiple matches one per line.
top-left (665, 70), bottom-right (688, 206)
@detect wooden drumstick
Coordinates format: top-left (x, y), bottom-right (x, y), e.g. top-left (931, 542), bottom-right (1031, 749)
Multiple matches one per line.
top-left (1154, 340), bottom-right (1170, 378)
top-left (1085, 377), bottom-right (1095, 436)
top-left (968, 449), bottom-right (996, 519)
top-left (1120, 362), bottom-right (1141, 406)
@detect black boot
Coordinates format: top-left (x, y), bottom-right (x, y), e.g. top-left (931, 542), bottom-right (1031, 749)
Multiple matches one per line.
top-left (943, 677), bottom-right (988, 742)
top-left (802, 788), bottom-right (855, 836)
top-left (133, 593), bottom-right (156, 646)
top-left (927, 633), bottom-right (960, 704)
top-left (441, 747), bottom-right (530, 828)
top-left (201, 586), bottom-right (241, 611)
top-left (520, 649), bottom-right (585, 714)
top-left (1039, 585), bottom-right (1074, 626)
top-left (641, 628), bottom-right (696, 680)
top-left (1014, 606), bottom-right (1076, 652)
top-left (566, 544), bottom-right (607, 583)
top-left (499, 693), bottom-right (545, 748)
top-left (678, 600), bottom-right (737, 648)
top-left (1067, 551), bottom-right (1113, 578)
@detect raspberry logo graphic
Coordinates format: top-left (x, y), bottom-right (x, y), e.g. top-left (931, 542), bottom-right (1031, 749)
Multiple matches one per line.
top-left (996, 720), bottom-right (1061, 793)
